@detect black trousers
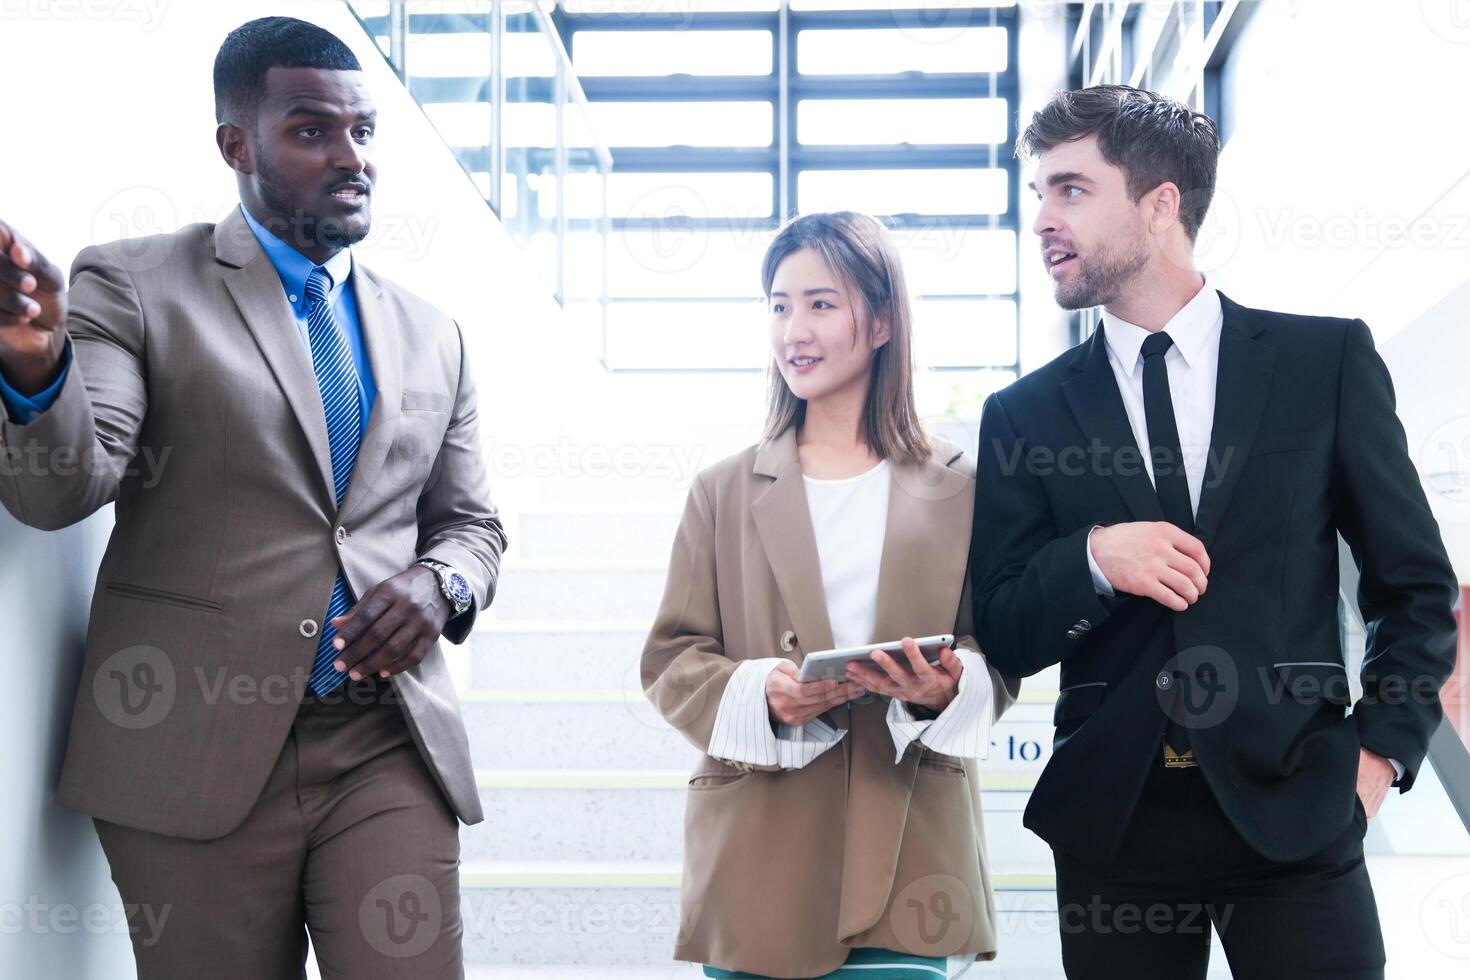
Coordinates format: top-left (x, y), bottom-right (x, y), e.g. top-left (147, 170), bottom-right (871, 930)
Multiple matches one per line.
top-left (1053, 760), bottom-right (1385, 979)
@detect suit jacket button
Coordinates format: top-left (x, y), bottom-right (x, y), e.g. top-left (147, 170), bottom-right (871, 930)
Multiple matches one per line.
top-left (1066, 629), bottom-right (1082, 640)
top-left (1156, 671), bottom-right (1172, 691)
top-left (335, 526), bottom-right (347, 544)
top-left (1077, 619), bottom-right (1091, 630)
top-left (299, 618), bottom-right (319, 638)
top-left (780, 629), bottom-right (796, 652)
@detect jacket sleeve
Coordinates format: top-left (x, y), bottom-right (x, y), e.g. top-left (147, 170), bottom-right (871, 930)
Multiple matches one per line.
top-left (954, 563), bottom-right (1022, 720)
top-left (641, 473), bottom-right (780, 770)
top-left (1332, 318), bottom-right (1459, 792)
top-left (414, 319), bottom-right (508, 644)
top-left (970, 390), bottom-right (1114, 678)
top-left (0, 244), bottom-right (148, 531)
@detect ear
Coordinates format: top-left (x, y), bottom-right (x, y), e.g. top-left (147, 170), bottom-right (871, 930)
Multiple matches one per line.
top-left (1149, 181), bottom-right (1182, 235)
top-left (216, 123), bottom-right (253, 176)
top-left (871, 311), bottom-right (893, 349)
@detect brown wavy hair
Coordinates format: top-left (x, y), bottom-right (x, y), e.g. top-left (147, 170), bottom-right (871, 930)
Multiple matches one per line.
top-left (759, 211), bottom-right (930, 465)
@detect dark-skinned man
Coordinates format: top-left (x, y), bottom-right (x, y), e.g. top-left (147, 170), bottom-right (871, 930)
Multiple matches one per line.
top-left (0, 17), bottom-right (504, 978)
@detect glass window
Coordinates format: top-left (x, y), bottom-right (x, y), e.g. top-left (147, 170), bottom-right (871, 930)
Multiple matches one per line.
top-left (608, 228), bottom-right (776, 298)
top-left (606, 172), bottom-right (774, 221)
top-left (912, 298), bottom-right (1017, 367)
top-left (502, 29), bottom-right (558, 79)
top-left (894, 227), bottom-right (1016, 294)
top-left (791, 0), bottom-right (1009, 9)
top-left (589, 101), bottom-right (774, 147)
top-left (798, 98), bottom-right (1007, 145)
top-left (603, 300), bottom-right (769, 370)
top-left (798, 27), bottom-right (1007, 75)
top-left (421, 101), bottom-right (494, 148)
top-left (402, 31), bottom-right (495, 77)
top-left (573, 30), bottom-right (773, 76)
top-left (798, 168), bottom-right (1006, 216)
top-left (565, 0), bottom-right (777, 11)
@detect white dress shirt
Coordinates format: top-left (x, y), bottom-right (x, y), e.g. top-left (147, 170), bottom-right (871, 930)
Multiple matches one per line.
top-left (708, 459), bottom-right (996, 769)
top-left (1080, 278), bottom-right (1402, 782)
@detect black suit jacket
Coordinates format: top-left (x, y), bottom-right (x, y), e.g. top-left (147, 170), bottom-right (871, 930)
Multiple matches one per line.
top-left (971, 292), bottom-right (1459, 864)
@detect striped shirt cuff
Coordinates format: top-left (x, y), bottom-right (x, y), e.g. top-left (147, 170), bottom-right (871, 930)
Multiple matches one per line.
top-left (707, 658), bottom-right (848, 770)
top-left (885, 647), bottom-right (996, 763)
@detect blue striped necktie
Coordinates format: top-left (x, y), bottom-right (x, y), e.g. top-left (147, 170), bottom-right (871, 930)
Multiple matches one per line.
top-left (303, 266), bottom-right (364, 696)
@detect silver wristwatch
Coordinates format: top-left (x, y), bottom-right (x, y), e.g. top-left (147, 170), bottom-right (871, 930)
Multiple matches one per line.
top-left (415, 558), bottom-right (474, 617)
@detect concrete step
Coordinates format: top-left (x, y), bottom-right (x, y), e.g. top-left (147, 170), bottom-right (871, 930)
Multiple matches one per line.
top-left (489, 561), bottom-right (669, 621)
top-left (463, 769), bottom-right (1053, 867)
top-left (457, 860), bottom-right (1062, 968)
top-left (459, 690), bottom-right (1061, 771)
top-left (515, 512), bottom-right (682, 562)
top-left (470, 620), bottom-right (652, 691)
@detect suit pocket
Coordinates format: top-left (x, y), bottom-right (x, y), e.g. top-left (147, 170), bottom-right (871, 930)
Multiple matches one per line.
top-left (688, 758), bottom-right (752, 789)
top-left (402, 389), bottom-right (452, 414)
top-left (1053, 681), bottom-right (1107, 726)
top-left (917, 751), bottom-right (967, 777)
top-left (1270, 661), bottom-right (1351, 706)
top-left (104, 582), bottom-right (223, 614)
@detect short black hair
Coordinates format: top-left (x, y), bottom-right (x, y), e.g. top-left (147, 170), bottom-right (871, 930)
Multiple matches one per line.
top-left (214, 16), bottom-right (362, 126)
top-left (1019, 84), bottom-right (1220, 241)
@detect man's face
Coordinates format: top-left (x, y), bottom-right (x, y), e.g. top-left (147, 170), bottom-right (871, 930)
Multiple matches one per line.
top-left (1028, 135), bottom-right (1151, 310)
top-left (246, 66), bottom-right (377, 253)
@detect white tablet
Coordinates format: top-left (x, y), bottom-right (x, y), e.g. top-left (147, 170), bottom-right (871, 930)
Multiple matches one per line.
top-left (796, 634), bottom-right (955, 683)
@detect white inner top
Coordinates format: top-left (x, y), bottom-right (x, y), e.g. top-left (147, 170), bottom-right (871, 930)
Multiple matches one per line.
top-left (803, 459), bottom-right (891, 651)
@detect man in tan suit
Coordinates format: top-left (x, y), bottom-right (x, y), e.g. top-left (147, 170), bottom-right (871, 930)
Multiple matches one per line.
top-left (0, 17), bottom-right (503, 978)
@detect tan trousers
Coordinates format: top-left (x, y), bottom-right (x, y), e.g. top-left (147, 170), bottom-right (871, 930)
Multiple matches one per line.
top-left (93, 675), bottom-right (465, 979)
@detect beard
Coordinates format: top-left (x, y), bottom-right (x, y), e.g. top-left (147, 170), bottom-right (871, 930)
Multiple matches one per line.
top-left (254, 144), bottom-right (371, 253)
top-left (1053, 231), bottom-right (1149, 310)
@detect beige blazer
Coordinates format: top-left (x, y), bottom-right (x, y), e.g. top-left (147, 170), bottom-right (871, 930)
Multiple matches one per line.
top-left (642, 425), bottom-right (1020, 978)
top-left (0, 206), bottom-right (504, 838)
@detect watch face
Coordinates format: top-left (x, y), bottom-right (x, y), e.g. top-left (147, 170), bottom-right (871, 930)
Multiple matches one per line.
top-left (447, 572), bottom-right (472, 607)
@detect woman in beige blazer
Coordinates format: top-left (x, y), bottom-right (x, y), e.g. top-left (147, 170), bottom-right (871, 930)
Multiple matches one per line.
top-left (642, 211), bottom-right (1020, 979)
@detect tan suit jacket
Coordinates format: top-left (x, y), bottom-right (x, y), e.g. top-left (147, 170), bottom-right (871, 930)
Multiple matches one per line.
top-left (0, 206), bottom-right (504, 838)
top-left (642, 426), bottom-right (1020, 978)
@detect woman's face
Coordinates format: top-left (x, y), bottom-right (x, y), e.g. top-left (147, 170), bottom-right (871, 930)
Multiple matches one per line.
top-left (768, 247), bottom-right (890, 405)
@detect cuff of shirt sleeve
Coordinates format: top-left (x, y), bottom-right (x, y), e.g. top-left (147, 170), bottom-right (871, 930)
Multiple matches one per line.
top-left (0, 338), bottom-right (72, 425)
top-left (1085, 524), bottom-right (1115, 597)
top-left (707, 658), bottom-right (847, 770)
top-left (1389, 757), bottom-right (1405, 785)
top-left (885, 647), bottom-right (996, 763)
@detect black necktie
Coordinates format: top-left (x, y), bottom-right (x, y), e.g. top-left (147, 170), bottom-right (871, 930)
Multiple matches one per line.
top-left (1141, 332), bottom-right (1193, 532)
top-left (1141, 331), bottom-right (1195, 759)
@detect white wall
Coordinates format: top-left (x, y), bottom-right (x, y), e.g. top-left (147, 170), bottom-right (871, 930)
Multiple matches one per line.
top-left (0, 2), bottom-right (576, 974)
top-left (1212, 0), bottom-right (1470, 582)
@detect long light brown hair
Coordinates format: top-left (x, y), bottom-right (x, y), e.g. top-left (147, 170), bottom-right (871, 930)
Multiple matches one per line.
top-left (760, 211), bottom-right (930, 465)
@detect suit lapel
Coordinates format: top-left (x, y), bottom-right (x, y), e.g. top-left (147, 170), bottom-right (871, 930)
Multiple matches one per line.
top-left (750, 428), bottom-right (836, 661)
top-left (1193, 295), bottom-right (1274, 544)
top-left (869, 448), bottom-right (974, 647)
top-left (215, 208), bottom-right (336, 511)
top-left (1061, 327), bottom-right (1165, 523)
top-left (337, 265), bottom-right (403, 526)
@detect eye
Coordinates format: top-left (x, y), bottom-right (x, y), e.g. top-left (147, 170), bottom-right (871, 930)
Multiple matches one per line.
top-left (1064, 185), bottom-right (1083, 199)
top-left (812, 300), bottom-right (833, 310)
top-left (299, 127), bottom-right (321, 139)
top-left (354, 126), bottom-right (374, 142)
top-left (771, 302), bottom-right (786, 314)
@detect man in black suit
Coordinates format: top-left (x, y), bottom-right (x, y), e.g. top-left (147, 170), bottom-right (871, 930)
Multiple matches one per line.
top-left (971, 85), bottom-right (1459, 979)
